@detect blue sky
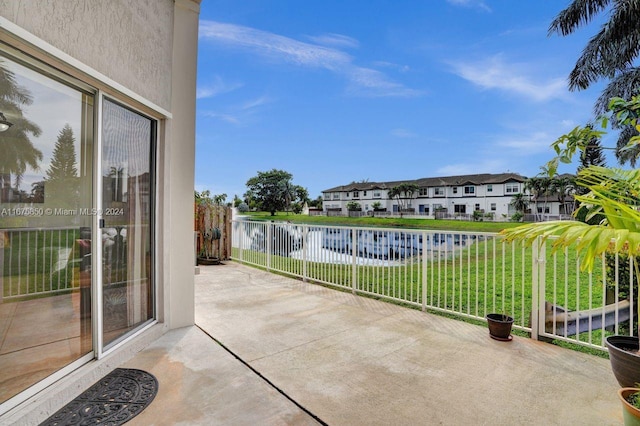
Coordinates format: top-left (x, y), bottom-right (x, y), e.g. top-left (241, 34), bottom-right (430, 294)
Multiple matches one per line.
top-left (195, 0), bottom-right (612, 200)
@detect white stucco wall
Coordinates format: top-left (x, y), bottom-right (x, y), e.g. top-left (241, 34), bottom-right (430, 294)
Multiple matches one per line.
top-left (0, 0), bottom-right (174, 110)
top-left (0, 0), bottom-right (200, 420)
top-left (166, 0), bottom-right (199, 328)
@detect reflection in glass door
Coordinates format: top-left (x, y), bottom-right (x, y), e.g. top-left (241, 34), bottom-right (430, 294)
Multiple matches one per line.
top-left (0, 53), bottom-right (94, 405)
top-left (101, 99), bottom-right (155, 348)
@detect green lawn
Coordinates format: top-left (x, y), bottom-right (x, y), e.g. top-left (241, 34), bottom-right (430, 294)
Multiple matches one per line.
top-left (233, 218), bottom-right (613, 352)
top-left (241, 211), bottom-right (524, 233)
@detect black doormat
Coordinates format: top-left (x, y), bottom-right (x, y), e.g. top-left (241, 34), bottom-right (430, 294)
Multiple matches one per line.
top-left (40, 368), bottom-right (158, 426)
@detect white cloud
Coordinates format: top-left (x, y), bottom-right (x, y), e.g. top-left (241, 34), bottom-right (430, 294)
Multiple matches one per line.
top-left (241, 95), bottom-right (272, 110)
top-left (436, 159), bottom-right (506, 176)
top-left (447, 0), bottom-right (492, 12)
top-left (306, 33), bottom-right (359, 49)
top-left (201, 94), bottom-right (273, 125)
top-left (390, 128), bottom-right (417, 138)
top-left (201, 111), bottom-right (241, 125)
top-left (449, 55), bottom-right (567, 102)
top-left (347, 67), bottom-right (423, 97)
top-left (374, 61), bottom-right (411, 73)
top-left (197, 75), bottom-right (243, 99)
top-left (494, 131), bottom-right (555, 153)
top-left (560, 119), bottom-right (577, 129)
top-left (199, 21), bottom-right (422, 98)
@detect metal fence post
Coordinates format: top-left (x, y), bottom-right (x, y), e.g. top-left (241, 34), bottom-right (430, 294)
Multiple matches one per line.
top-left (352, 228), bottom-right (357, 294)
top-left (530, 237), bottom-right (546, 340)
top-left (266, 222), bottom-right (272, 271)
top-left (421, 231), bottom-right (427, 312)
top-left (302, 225), bottom-right (308, 282)
top-left (237, 221), bottom-right (243, 263)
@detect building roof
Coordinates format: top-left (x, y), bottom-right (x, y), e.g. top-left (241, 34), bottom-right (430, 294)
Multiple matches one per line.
top-left (322, 172), bottom-right (527, 193)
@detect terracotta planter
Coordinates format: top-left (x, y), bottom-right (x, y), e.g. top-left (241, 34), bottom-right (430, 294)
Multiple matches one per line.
top-left (486, 314), bottom-right (514, 341)
top-left (606, 336), bottom-right (640, 388)
top-left (619, 388), bottom-right (640, 426)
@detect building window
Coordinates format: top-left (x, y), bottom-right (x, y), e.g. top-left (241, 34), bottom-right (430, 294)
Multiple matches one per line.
top-left (346, 192), bottom-right (350, 197)
top-left (434, 187), bottom-right (444, 196)
top-left (373, 191), bottom-right (381, 198)
top-left (363, 191), bottom-right (367, 196)
top-left (353, 191), bottom-right (359, 198)
top-left (333, 193), bottom-right (340, 200)
top-left (453, 187), bottom-right (458, 194)
top-left (419, 188), bottom-right (428, 196)
top-left (464, 186), bottom-right (475, 195)
top-left (505, 183), bottom-right (519, 193)
top-left (487, 184), bottom-right (493, 192)
top-left (454, 204), bottom-right (466, 214)
top-left (490, 203), bottom-right (497, 211)
top-left (537, 206), bottom-right (550, 214)
top-left (475, 203), bottom-right (480, 211)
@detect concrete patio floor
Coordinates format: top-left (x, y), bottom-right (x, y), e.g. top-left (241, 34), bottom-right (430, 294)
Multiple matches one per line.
top-left (124, 261), bottom-right (622, 425)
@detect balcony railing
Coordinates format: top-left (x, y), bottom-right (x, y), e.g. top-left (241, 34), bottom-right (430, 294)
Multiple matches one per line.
top-left (231, 220), bottom-right (636, 351)
top-left (0, 227), bottom-right (85, 301)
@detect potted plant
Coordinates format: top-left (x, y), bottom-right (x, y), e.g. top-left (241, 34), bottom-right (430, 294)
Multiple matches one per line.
top-left (486, 313), bottom-right (514, 341)
top-left (198, 226), bottom-right (221, 265)
top-left (619, 387), bottom-right (640, 426)
top-left (501, 96), bottom-right (640, 388)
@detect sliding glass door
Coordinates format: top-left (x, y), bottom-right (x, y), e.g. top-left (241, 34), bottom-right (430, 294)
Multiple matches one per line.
top-left (0, 52), bottom-right (94, 404)
top-left (0, 50), bottom-right (157, 410)
top-left (101, 99), bottom-right (155, 349)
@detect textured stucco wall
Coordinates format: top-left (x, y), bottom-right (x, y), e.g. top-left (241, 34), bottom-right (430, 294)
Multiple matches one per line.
top-left (0, 0), bottom-right (174, 110)
top-left (166, 0), bottom-right (199, 328)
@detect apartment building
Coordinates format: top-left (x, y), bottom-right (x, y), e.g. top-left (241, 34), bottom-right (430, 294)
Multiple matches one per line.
top-left (322, 173), bottom-right (567, 219)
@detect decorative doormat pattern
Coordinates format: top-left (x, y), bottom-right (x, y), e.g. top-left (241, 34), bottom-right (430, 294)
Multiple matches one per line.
top-left (41, 368), bottom-right (158, 426)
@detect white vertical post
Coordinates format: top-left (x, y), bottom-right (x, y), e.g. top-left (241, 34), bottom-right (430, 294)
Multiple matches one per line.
top-left (351, 228), bottom-right (357, 294)
top-left (238, 221), bottom-right (244, 262)
top-left (531, 237), bottom-right (546, 340)
top-left (302, 225), bottom-right (308, 282)
top-left (421, 231), bottom-right (427, 312)
top-left (266, 222), bottom-right (272, 271)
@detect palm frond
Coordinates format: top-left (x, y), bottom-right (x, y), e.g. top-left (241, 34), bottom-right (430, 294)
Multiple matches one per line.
top-left (501, 166), bottom-right (640, 272)
top-left (549, 0), bottom-right (612, 36)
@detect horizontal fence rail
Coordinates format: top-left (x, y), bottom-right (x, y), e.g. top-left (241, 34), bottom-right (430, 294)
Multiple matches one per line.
top-left (0, 227), bottom-right (85, 301)
top-left (231, 219), bottom-right (635, 351)
top-left (1, 225), bottom-right (146, 301)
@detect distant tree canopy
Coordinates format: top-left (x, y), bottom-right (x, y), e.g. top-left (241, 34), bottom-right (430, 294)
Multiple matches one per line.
top-left (0, 60), bottom-right (42, 191)
top-left (388, 183), bottom-right (418, 214)
top-left (245, 169), bottom-right (308, 215)
top-left (195, 190), bottom-right (227, 206)
top-left (307, 195), bottom-right (324, 209)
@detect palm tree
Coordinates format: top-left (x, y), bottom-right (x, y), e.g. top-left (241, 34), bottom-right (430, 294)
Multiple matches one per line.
top-left (552, 174), bottom-right (575, 216)
top-left (509, 193), bottom-right (528, 215)
top-left (549, 1), bottom-right (640, 165)
top-left (388, 183), bottom-right (418, 218)
top-left (525, 177), bottom-right (552, 221)
top-left (0, 61), bottom-right (43, 193)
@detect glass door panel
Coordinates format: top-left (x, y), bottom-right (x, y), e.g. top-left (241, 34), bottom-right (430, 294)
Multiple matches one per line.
top-left (0, 53), bottom-right (93, 404)
top-left (101, 99), bottom-right (154, 349)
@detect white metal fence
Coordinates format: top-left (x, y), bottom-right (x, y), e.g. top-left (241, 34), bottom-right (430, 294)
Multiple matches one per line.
top-left (0, 227), bottom-right (85, 301)
top-left (231, 219), bottom-right (636, 350)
